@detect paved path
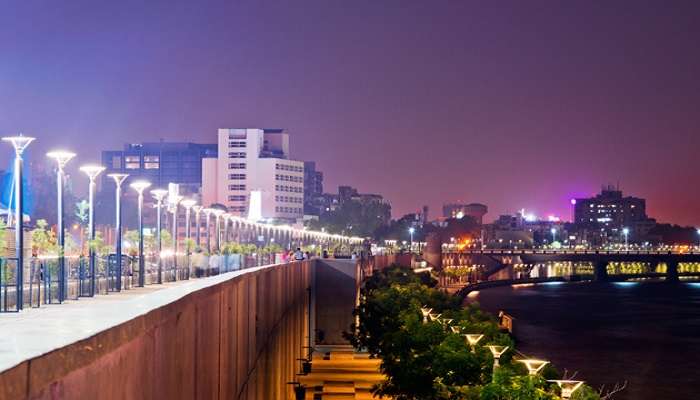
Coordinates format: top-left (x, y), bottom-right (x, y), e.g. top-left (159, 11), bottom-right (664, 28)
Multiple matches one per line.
top-left (0, 264), bottom-right (275, 374)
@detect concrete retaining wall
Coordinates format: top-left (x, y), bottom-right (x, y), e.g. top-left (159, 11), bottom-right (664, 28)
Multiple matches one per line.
top-left (0, 261), bottom-right (312, 400)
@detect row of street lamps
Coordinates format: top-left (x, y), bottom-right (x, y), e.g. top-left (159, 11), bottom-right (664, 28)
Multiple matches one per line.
top-left (2, 134), bottom-right (362, 309)
top-left (420, 306), bottom-right (586, 399)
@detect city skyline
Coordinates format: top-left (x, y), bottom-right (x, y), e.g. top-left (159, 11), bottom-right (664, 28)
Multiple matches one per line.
top-left (2, 1), bottom-right (700, 225)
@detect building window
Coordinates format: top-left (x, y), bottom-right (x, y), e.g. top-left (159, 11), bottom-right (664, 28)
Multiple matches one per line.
top-left (228, 174), bottom-right (246, 180)
top-left (228, 163), bottom-right (246, 169)
top-left (144, 155), bottom-right (159, 169)
top-left (228, 184), bottom-right (246, 191)
top-left (228, 195), bottom-right (246, 202)
top-left (228, 152), bottom-right (246, 158)
top-left (228, 141), bottom-right (246, 148)
top-left (111, 156), bottom-right (122, 169)
top-left (125, 155), bottom-right (140, 169)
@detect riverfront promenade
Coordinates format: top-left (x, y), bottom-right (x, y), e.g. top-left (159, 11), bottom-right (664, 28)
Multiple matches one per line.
top-left (0, 261), bottom-right (314, 400)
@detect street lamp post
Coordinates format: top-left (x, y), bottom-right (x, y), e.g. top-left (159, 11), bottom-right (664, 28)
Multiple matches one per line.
top-left (2, 135), bottom-right (35, 310)
top-left (696, 228), bottom-right (700, 249)
top-left (222, 214), bottom-right (230, 246)
top-left (193, 206), bottom-right (203, 248)
top-left (168, 194), bottom-right (181, 280)
top-left (409, 227), bottom-right (415, 253)
top-left (550, 227), bottom-right (557, 244)
top-left (486, 345), bottom-right (509, 382)
top-left (130, 181), bottom-right (151, 287)
top-left (80, 165), bottom-right (106, 296)
top-left (108, 173), bottom-right (129, 291)
top-left (47, 151), bottom-right (76, 302)
top-left (203, 208), bottom-right (214, 254)
top-left (181, 199), bottom-right (196, 279)
top-left (622, 227), bottom-right (630, 248)
top-left (151, 189), bottom-right (168, 284)
top-left (213, 209), bottom-right (225, 252)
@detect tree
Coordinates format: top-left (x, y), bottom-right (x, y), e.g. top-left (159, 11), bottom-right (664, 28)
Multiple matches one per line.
top-left (346, 265), bottom-right (603, 400)
top-left (31, 219), bottom-right (58, 256)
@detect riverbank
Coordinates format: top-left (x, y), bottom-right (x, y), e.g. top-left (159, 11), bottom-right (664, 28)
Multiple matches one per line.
top-left (467, 280), bottom-right (700, 400)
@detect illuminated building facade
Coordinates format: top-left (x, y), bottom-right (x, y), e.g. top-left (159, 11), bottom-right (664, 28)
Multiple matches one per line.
top-left (573, 185), bottom-right (655, 242)
top-left (202, 128), bottom-right (304, 222)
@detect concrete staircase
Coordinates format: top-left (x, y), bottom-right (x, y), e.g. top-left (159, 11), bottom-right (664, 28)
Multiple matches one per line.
top-left (299, 348), bottom-right (387, 399)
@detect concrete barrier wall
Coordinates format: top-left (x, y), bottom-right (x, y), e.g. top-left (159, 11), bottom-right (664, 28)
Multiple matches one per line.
top-left (0, 261), bottom-right (312, 400)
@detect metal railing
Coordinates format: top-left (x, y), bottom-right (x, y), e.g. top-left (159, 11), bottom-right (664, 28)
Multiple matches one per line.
top-left (0, 252), bottom-right (280, 313)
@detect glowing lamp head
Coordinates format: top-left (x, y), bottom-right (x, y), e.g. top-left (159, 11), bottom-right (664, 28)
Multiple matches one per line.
top-left (409, 227), bottom-right (415, 234)
top-left (129, 180), bottom-right (152, 194)
top-left (486, 345), bottom-right (509, 358)
top-left (79, 165), bottom-right (106, 180)
top-left (2, 135), bottom-right (35, 155)
top-left (551, 228), bottom-right (557, 235)
top-left (548, 380), bottom-right (584, 399)
top-left (570, 198), bottom-right (577, 205)
top-left (517, 359), bottom-right (549, 375)
top-left (47, 150), bottom-right (76, 168)
top-left (622, 227), bottom-right (630, 235)
top-left (464, 334), bottom-right (484, 347)
top-left (151, 189), bottom-right (168, 202)
top-left (107, 173), bottom-right (129, 186)
top-left (181, 199), bottom-right (197, 209)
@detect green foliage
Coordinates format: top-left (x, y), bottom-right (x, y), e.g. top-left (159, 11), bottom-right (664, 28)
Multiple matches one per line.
top-left (75, 200), bottom-right (89, 226)
top-left (88, 231), bottom-right (111, 256)
top-left (31, 219), bottom-right (58, 256)
top-left (184, 238), bottom-right (196, 253)
top-left (0, 218), bottom-right (7, 254)
top-left (261, 242), bottom-right (283, 254)
top-left (347, 265), bottom-right (602, 400)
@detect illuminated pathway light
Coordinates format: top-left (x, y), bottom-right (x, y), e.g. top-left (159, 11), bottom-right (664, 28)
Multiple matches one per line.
top-left (464, 334), bottom-right (484, 352)
top-left (486, 345), bottom-right (509, 373)
top-left (548, 380), bottom-right (584, 400)
top-left (517, 359), bottom-right (549, 375)
top-left (47, 150), bottom-right (76, 302)
top-left (420, 307), bottom-right (432, 323)
top-left (130, 180), bottom-right (151, 287)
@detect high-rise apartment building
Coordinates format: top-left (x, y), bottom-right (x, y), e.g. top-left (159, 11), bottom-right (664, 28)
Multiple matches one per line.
top-left (202, 128), bottom-right (305, 222)
top-left (303, 161), bottom-right (324, 215)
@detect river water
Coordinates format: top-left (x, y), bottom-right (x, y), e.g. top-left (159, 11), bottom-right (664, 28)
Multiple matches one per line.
top-left (467, 281), bottom-right (700, 400)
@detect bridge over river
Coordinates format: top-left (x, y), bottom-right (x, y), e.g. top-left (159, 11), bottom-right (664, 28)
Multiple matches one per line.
top-left (434, 249), bottom-right (700, 290)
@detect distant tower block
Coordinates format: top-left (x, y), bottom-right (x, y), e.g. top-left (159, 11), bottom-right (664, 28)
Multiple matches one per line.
top-left (248, 190), bottom-right (263, 222)
top-left (442, 203), bottom-right (488, 224)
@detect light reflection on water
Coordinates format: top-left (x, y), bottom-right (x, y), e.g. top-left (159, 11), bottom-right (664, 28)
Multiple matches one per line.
top-left (467, 281), bottom-right (700, 400)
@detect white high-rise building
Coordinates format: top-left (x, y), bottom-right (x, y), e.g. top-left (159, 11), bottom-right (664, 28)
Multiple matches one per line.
top-left (202, 128), bottom-right (305, 222)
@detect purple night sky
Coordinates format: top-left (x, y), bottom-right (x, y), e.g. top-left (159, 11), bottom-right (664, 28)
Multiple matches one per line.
top-left (1, 1), bottom-right (699, 225)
